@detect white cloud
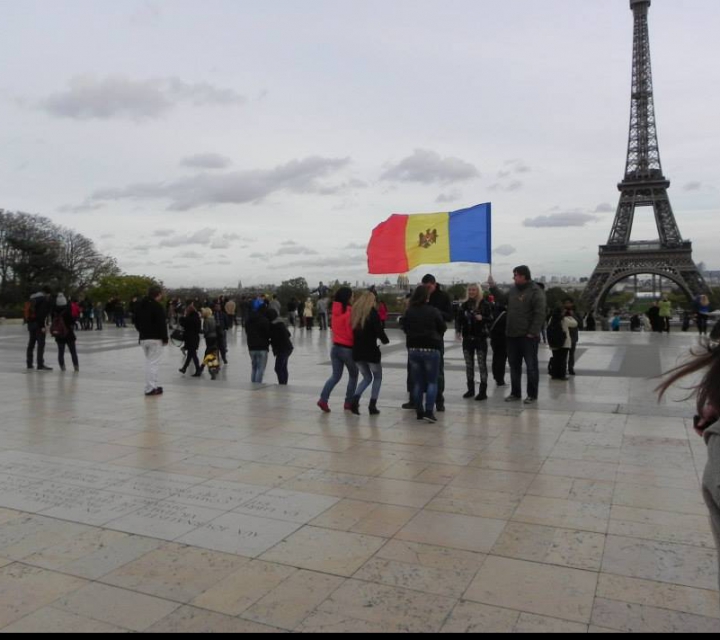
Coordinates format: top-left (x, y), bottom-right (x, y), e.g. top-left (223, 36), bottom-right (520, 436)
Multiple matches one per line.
top-left (159, 228), bottom-right (216, 247)
top-left (381, 149), bottom-right (480, 185)
top-left (153, 229), bottom-right (174, 237)
top-left (276, 245), bottom-right (319, 256)
top-left (91, 156), bottom-right (352, 210)
top-left (180, 153), bottom-right (233, 170)
top-left (494, 244), bottom-right (517, 256)
top-left (436, 189), bottom-right (462, 204)
top-left (684, 181), bottom-right (703, 191)
top-left (594, 203), bottom-right (614, 213)
top-left (523, 212), bottom-right (600, 228)
top-left (40, 75), bottom-right (245, 121)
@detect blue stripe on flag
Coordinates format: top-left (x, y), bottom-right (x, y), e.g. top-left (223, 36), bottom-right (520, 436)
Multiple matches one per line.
top-left (449, 203), bottom-right (492, 264)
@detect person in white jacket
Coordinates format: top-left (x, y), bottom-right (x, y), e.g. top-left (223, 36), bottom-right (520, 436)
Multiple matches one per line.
top-left (547, 307), bottom-right (578, 381)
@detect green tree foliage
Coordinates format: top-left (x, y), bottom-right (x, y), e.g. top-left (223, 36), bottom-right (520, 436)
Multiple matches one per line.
top-left (0, 209), bottom-right (119, 314)
top-left (87, 275), bottom-right (162, 306)
top-left (275, 277), bottom-right (310, 310)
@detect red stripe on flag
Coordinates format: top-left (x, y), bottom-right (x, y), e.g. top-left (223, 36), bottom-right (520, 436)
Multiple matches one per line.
top-left (367, 215), bottom-right (409, 275)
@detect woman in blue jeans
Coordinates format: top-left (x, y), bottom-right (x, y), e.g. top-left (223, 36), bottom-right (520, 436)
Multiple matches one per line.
top-left (402, 286), bottom-right (447, 423)
top-left (318, 288), bottom-right (358, 413)
top-left (350, 291), bottom-right (390, 415)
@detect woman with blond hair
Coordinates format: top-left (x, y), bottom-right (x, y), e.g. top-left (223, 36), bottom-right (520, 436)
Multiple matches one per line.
top-left (456, 284), bottom-right (492, 401)
top-left (349, 291), bottom-right (390, 415)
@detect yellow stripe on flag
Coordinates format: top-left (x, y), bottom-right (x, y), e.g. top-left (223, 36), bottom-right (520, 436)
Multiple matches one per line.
top-left (405, 213), bottom-right (450, 271)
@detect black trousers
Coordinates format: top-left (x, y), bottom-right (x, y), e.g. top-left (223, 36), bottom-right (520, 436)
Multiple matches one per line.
top-left (182, 348), bottom-right (200, 373)
top-left (57, 340), bottom-right (79, 369)
top-left (26, 325), bottom-right (46, 368)
top-left (550, 348), bottom-right (569, 379)
top-left (568, 341), bottom-right (577, 374)
top-left (491, 336), bottom-right (507, 384)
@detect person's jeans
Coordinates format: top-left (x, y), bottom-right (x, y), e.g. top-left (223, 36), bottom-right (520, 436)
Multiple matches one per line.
top-left (409, 349), bottom-right (441, 413)
top-left (58, 340), bottom-right (79, 369)
top-left (507, 336), bottom-right (540, 399)
top-left (463, 339), bottom-right (488, 385)
top-left (356, 361), bottom-right (383, 401)
top-left (318, 313), bottom-right (328, 330)
top-left (141, 340), bottom-right (164, 393)
top-left (436, 344), bottom-right (446, 406)
top-left (275, 351), bottom-right (291, 385)
top-left (697, 314), bottom-right (709, 336)
top-left (26, 324), bottom-right (46, 368)
top-left (320, 345), bottom-right (358, 403)
top-left (250, 350), bottom-right (269, 383)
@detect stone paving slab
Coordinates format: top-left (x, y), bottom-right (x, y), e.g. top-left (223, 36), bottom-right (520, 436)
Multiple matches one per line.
top-left (0, 325), bottom-right (717, 632)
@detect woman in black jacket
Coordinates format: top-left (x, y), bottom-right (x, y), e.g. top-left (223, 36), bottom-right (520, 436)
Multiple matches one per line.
top-left (403, 286), bottom-right (447, 423)
top-left (179, 303), bottom-right (202, 377)
top-left (51, 294), bottom-right (79, 372)
top-left (456, 284), bottom-right (492, 401)
top-left (350, 291), bottom-right (390, 415)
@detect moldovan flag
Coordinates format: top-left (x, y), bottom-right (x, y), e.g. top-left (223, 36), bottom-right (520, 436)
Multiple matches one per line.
top-left (367, 203), bottom-right (492, 275)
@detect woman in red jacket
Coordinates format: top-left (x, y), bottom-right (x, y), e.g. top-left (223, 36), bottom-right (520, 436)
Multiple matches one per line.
top-left (317, 288), bottom-right (359, 413)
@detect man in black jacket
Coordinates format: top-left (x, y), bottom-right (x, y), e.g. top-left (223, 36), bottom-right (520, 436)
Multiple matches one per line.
top-left (134, 286), bottom-right (168, 396)
top-left (422, 274), bottom-right (452, 411)
top-left (26, 287), bottom-right (53, 371)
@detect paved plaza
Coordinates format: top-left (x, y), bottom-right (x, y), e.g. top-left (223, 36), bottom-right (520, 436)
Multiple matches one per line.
top-left (0, 323), bottom-right (717, 633)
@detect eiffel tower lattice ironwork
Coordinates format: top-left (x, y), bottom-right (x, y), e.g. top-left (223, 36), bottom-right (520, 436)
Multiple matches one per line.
top-left (582, 0), bottom-right (708, 311)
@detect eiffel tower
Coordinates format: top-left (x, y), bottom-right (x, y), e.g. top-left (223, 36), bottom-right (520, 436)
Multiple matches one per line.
top-left (583, 0), bottom-right (708, 312)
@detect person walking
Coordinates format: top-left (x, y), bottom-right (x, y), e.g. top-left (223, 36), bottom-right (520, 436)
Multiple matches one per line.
top-left (94, 301), bottom-right (104, 331)
top-left (489, 266), bottom-right (546, 405)
top-left (697, 295), bottom-right (711, 337)
top-left (246, 300), bottom-right (272, 383)
top-left (547, 306), bottom-right (578, 381)
top-left (563, 297), bottom-right (582, 376)
top-left (287, 298), bottom-right (298, 329)
top-left (51, 294), bottom-right (79, 373)
top-left (350, 291), bottom-right (390, 415)
top-left (133, 286), bottom-right (168, 397)
top-left (456, 284), bottom-right (492, 402)
top-left (303, 299), bottom-right (315, 331)
top-left (317, 288), bottom-right (358, 413)
top-left (657, 323), bottom-right (720, 591)
top-left (225, 299), bottom-right (237, 329)
top-left (179, 303), bottom-right (202, 377)
top-left (317, 296), bottom-right (329, 331)
top-left (378, 299), bottom-right (389, 330)
top-left (403, 286), bottom-right (447, 423)
top-left (659, 296), bottom-right (672, 333)
top-left (25, 287), bottom-right (53, 371)
top-left (268, 308), bottom-right (293, 385)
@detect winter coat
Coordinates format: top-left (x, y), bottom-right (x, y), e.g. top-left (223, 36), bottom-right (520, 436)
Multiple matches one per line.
top-left (456, 298), bottom-right (492, 343)
top-left (352, 308), bottom-right (390, 364)
top-left (134, 297), bottom-right (168, 343)
top-left (246, 312), bottom-right (272, 351)
top-left (331, 301), bottom-right (354, 348)
top-left (403, 304), bottom-right (446, 351)
top-left (180, 311), bottom-right (202, 351)
top-left (270, 319), bottom-right (293, 356)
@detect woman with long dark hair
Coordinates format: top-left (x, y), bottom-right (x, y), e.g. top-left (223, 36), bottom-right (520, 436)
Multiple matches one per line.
top-left (317, 288), bottom-right (358, 413)
top-left (657, 323), bottom-right (720, 589)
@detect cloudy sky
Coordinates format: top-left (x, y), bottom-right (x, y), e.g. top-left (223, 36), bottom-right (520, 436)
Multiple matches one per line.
top-left (2, 0), bottom-right (719, 287)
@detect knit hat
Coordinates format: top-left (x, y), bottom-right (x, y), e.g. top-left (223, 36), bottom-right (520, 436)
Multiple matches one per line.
top-left (56, 294), bottom-right (68, 307)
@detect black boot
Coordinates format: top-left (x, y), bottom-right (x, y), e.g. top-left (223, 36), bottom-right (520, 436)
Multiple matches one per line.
top-left (463, 381), bottom-right (475, 399)
top-left (369, 399), bottom-right (380, 416)
top-left (476, 383), bottom-right (488, 402)
top-left (402, 394), bottom-right (415, 410)
top-left (351, 396), bottom-right (361, 416)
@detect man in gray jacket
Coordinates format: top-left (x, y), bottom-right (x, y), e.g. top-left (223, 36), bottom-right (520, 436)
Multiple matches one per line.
top-left (489, 266), bottom-right (546, 404)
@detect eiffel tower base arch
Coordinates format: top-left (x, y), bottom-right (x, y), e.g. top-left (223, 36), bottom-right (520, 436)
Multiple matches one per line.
top-left (582, 243), bottom-right (708, 312)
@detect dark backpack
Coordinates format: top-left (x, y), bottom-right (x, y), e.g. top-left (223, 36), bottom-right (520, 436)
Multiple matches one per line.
top-left (50, 313), bottom-right (68, 339)
top-left (546, 316), bottom-right (566, 350)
